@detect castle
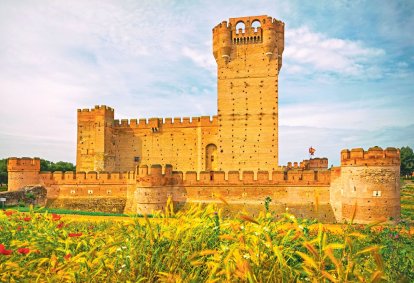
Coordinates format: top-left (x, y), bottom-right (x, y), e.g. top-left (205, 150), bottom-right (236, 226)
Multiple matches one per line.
top-left (7, 15), bottom-right (401, 223)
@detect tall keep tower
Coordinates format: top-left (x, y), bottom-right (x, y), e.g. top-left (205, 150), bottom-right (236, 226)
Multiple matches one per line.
top-left (213, 15), bottom-right (284, 172)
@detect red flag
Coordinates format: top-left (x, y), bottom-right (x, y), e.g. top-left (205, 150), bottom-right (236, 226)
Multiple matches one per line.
top-left (309, 147), bottom-right (316, 156)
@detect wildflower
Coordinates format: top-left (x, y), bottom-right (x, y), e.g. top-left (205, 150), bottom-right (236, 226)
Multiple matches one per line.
top-left (57, 222), bottom-right (64, 229)
top-left (17, 248), bottom-right (30, 255)
top-left (263, 227), bottom-right (270, 232)
top-left (64, 253), bottom-right (72, 260)
top-left (23, 217), bottom-right (31, 222)
top-left (68, 232), bottom-right (82, 237)
top-left (17, 226), bottom-right (23, 231)
top-left (243, 253), bottom-right (251, 259)
top-left (0, 244), bottom-right (12, 256)
top-left (52, 214), bottom-right (61, 221)
top-left (3, 211), bottom-right (13, 217)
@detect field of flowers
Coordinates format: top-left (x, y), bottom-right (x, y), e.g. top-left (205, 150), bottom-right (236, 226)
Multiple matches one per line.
top-left (1, 197), bottom-right (413, 283)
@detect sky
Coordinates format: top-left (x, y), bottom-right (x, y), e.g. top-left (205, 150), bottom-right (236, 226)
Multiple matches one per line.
top-left (0, 0), bottom-right (413, 166)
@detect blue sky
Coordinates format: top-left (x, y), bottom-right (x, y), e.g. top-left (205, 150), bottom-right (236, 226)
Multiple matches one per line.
top-left (0, 0), bottom-right (413, 166)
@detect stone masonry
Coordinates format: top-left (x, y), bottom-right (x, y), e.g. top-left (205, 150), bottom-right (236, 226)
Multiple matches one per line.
top-left (7, 15), bottom-right (401, 223)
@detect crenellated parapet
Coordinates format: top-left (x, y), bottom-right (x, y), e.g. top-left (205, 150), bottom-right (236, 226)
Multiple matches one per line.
top-left (112, 115), bottom-right (218, 130)
top-left (39, 170), bottom-right (136, 185)
top-left (213, 15), bottom-right (284, 66)
top-left (77, 105), bottom-right (115, 123)
top-left (135, 164), bottom-right (331, 187)
top-left (341, 146), bottom-right (400, 166)
top-left (77, 105), bottom-right (114, 114)
top-left (7, 157), bottom-right (40, 172)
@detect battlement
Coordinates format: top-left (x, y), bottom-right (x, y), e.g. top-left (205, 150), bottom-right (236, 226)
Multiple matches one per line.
top-left (7, 157), bottom-right (40, 171)
top-left (340, 147), bottom-right (400, 166)
top-left (77, 105), bottom-right (114, 113)
top-left (136, 164), bottom-right (330, 186)
top-left (213, 15), bottom-right (284, 68)
top-left (285, 158), bottom-right (329, 170)
top-left (39, 170), bottom-right (136, 184)
top-left (113, 115), bottom-right (218, 129)
top-left (213, 16), bottom-right (284, 51)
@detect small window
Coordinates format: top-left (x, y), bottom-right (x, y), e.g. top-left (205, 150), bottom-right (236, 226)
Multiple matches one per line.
top-left (373, 191), bottom-right (382, 197)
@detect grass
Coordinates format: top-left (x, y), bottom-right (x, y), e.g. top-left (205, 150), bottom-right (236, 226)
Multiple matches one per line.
top-left (6, 206), bottom-right (132, 217)
top-left (0, 200), bottom-right (413, 282)
top-left (401, 180), bottom-right (414, 224)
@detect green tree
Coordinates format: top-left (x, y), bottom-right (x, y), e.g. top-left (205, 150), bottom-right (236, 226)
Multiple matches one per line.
top-left (40, 159), bottom-right (75, 172)
top-left (0, 159), bottom-right (7, 185)
top-left (400, 146), bottom-right (414, 177)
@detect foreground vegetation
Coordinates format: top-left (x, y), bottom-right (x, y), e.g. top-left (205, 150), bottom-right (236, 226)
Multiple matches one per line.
top-left (1, 200), bottom-right (413, 282)
top-left (401, 181), bottom-right (414, 225)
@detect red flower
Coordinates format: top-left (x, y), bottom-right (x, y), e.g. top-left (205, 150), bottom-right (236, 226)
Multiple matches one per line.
top-left (17, 248), bottom-right (30, 255)
top-left (52, 214), bottom-right (61, 221)
top-left (57, 222), bottom-right (64, 229)
top-left (64, 253), bottom-right (72, 260)
top-left (3, 211), bottom-right (13, 217)
top-left (23, 217), bottom-right (31, 222)
top-left (0, 244), bottom-right (12, 256)
top-left (17, 226), bottom-right (23, 231)
top-left (68, 232), bottom-right (82, 237)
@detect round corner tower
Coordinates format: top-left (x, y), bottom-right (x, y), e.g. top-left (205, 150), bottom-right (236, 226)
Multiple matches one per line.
top-left (213, 15), bottom-right (284, 172)
top-left (340, 147), bottom-right (401, 224)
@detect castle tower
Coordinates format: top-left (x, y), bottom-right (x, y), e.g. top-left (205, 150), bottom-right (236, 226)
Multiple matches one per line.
top-left (7, 157), bottom-right (40, 191)
top-left (76, 105), bottom-right (115, 172)
top-left (213, 15), bottom-right (284, 172)
top-left (339, 147), bottom-right (401, 224)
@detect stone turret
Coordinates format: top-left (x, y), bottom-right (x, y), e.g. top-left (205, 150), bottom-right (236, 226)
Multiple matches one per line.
top-left (76, 105), bottom-right (115, 172)
top-left (7, 157), bottom-right (41, 191)
top-left (339, 147), bottom-right (400, 223)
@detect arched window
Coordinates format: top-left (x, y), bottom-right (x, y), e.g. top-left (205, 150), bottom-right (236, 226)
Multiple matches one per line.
top-left (251, 20), bottom-right (261, 32)
top-left (235, 21), bottom-right (245, 34)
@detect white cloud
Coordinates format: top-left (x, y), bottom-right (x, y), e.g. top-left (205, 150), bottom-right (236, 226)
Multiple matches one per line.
top-left (182, 46), bottom-right (216, 74)
top-left (0, 0), bottom-right (412, 164)
top-left (284, 26), bottom-right (385, 77)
